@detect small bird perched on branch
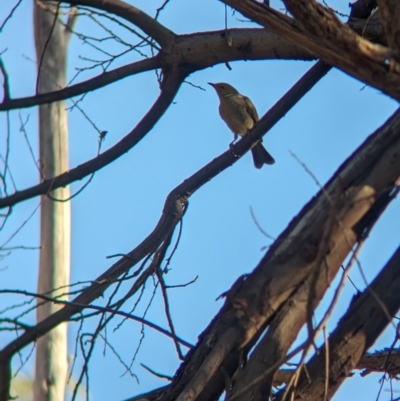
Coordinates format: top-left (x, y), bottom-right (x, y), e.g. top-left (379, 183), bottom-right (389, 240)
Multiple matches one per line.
top-left (208, 82), bottom-right (275, 169)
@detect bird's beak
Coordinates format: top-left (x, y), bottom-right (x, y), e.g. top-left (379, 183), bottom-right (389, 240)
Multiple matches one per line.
top-left (208, 82), bottom-right (215, 88)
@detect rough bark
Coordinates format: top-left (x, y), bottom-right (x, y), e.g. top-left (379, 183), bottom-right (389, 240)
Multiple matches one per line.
top-left (223, 0), bottom-right (400, 100)
top-left (276, 246), bottom-right (400, 400)
top-left (377, 0), bottom-right (400, 62)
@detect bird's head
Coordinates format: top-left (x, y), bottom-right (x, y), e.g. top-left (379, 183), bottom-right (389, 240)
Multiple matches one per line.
top-left (208, 82), bottom-right (239, 97)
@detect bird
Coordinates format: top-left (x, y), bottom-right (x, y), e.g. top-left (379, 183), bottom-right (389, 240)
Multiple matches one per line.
top-left (208, 82), bottom-right (275, 169)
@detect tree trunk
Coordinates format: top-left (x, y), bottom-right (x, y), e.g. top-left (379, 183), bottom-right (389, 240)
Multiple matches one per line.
top-left (33, 2), bottom-right (71, 401)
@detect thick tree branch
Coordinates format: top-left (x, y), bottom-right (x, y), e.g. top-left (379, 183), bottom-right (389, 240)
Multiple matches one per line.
top-left (358, 348), bottom-right (400, 376)
top-left (377, 0), bottom-right (400, 62)
top-left (121, 386), bottom-right (167, 401)
top-left (281, 245), bottom-right (400, 400)
top-left (223, 0), bottom-right (400, 100)
top-left (349, 0), bottom-right (377, 19)
top-left (230, 182), bottom-right (399, 400)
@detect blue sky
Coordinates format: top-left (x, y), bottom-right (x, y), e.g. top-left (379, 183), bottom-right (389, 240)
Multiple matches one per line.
top-left (0, 0), bottom-right (399, 400)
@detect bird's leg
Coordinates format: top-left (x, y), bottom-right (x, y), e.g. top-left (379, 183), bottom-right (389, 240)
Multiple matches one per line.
top-left (229, 134), bottom-right (240, 158)
top-left (228, 133), bottom-right (238, 148)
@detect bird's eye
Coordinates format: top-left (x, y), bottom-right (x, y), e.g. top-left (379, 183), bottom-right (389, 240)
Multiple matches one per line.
top-left (221, 86), bottom-right (225, 89)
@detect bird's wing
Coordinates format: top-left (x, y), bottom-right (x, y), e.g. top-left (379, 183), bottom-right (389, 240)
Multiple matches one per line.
top-left (241, 95), bottom-right (259, 122)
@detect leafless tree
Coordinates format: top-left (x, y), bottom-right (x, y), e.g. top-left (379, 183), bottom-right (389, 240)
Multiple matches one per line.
top-left (0, 0), bottom-right (399, 401)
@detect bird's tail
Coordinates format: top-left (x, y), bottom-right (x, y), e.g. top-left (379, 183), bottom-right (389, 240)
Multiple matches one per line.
top-left (251, 141), bottom-right (275, 169)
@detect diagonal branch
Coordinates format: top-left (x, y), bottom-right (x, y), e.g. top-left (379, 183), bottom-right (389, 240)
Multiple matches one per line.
top-left (222, 0), bottom-right (400, 100)
top-left (282, 245), bottom-right (400, 400)
top-left (228, 182), bottom-right (343, 401)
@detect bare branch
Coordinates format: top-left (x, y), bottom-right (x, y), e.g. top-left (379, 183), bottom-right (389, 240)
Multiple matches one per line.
top-left (0, 56), bottom-right (160, 111)
top-left (63, 0), bottom-right (176, 48)
top-left (156, 267), bottom-right (185, 360)
top-left (0, 0), bottom-right (24, 32)
top-left (141, 363), bottom-right (173, 380)
top-left (0, 59), bottom-right (10, 102)
top-left (222, 0), bottom-right (400, 100)
top-left (0, 289), bottom-right (193, 347)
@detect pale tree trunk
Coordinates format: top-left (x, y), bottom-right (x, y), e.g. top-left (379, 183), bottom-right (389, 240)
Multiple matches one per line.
top-left (33, 2), bottom-right (74, 401)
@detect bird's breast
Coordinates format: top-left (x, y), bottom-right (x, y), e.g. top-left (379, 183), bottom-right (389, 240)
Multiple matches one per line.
top-left (218, 100), bottom-right (255, 136)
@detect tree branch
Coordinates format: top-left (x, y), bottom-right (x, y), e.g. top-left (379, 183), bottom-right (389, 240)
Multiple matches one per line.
top-left (281, 245), bottom-right (400, 400)
top-left (0, 56), bottom-right (160, 111)
top-left (377, 0), bottom-right (400, 62)
top-left (223, 0), bottom-right (400, 100)
top-left (349, 0), bottom-right (377, 19)
top-left (0, 289), bottom-right (192, 348)
top-left (62, 0), bottom-right (176, 48)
